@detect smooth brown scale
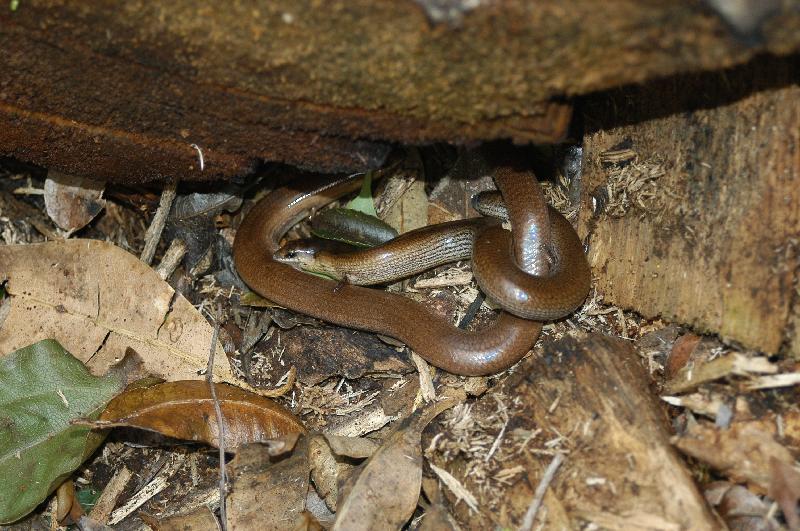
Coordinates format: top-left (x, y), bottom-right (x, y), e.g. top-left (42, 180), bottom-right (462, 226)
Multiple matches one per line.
top-left (294, 181), bottom-right (589, 320)
top-left (232, 170), bottom-right (589, 376)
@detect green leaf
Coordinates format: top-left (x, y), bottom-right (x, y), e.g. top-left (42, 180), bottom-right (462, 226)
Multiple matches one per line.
top-left (344, 172), bottom-right (378, 217)
top-left (76, 487), bottom-right (101, 511)
top-left (0, 340), bottom-right (124, 523)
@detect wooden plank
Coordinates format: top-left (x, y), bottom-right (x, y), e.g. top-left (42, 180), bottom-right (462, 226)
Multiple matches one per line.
top-left (578, 56), bottom-right (800, 356)
top-left (1, 1), bottom-right (800, 181)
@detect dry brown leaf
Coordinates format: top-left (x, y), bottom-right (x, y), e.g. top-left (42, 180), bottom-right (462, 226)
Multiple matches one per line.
top-left (263, 326), bottom-right (412, 386)
top-left (95, 380), bottom-right (305, 448)
top-left (665, 333), bottom-right (700, 379)
top-left (140, 506), bottom-right (221, 531)
top-left (227, 437), bottom-right (311, 531)
top-left (770, 458), bottom-right (800, 531)
top-left (333, 391), bottom-right (465, 530)
top-left (673, 418), bottom-right (795, 493)
top-left (382, 170), bottom-right (428, 234)
top-left (704, 481), bottom-right (771, 531)
top-left (307, 434), bottom-right (378, 512)
top-left (44, 171), bottom-right (106, 233)
top-left (55, 480), bottom-right (83, 526)
top-left (309, 436), bottom-right (344, 512)
top-left (0, 239), bottom-right (235, 382)
top-left (323, 433), bottom-right (379, 459)
top-left (333, 419), bottom-right (424, 530)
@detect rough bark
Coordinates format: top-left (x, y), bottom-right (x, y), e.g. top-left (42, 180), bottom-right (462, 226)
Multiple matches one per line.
top-left (578, 54), bottom-right (800, 356)
top-left (428, 333), bottom-right (719, 529)
top-left (2, 1), bottom-right (800, 182)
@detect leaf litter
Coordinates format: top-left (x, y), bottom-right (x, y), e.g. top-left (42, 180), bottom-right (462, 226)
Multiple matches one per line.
top-left (1, 150), bottom-right (799, 529)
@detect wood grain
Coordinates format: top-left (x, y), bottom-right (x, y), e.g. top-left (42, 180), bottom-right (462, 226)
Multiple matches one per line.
top-left (428, 333), bottom-right (718, 529)
top-left (2, 2), bottom-right (800, 181)
top-left (578, 57), bottom-right (800, 356)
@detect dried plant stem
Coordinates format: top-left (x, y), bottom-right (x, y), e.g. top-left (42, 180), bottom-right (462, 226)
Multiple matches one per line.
top-left (154, 238), bottom-right (187, 280)
top-left (519, 452), bottom-right (564, 531)
top-left (206, 302), bottom-right (228, 530)
top-left (140, 177), bottom-right (178, 265)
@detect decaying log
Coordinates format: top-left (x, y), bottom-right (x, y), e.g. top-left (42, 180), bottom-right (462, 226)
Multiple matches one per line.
top-left (577, 55), bottom-right (800, 357)
top-left (2, 1), bottom-right (800, 182)
top-left (427, 333), bottom-right (718, 529)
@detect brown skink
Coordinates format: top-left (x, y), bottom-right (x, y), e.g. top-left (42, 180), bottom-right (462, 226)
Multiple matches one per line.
top-left (274, 217), bottom-right (498, 285)
top-left (274, 170), bottom-right (590, 321)
top-left (233, 170), bottom-right (587, 376)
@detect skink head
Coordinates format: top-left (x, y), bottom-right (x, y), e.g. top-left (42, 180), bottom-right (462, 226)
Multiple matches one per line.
top-left (273, 238), bottom-right (324, 268)
top-left (273, 238), bottom-right (355, 280)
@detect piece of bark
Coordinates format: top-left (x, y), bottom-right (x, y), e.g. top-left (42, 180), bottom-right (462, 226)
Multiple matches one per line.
top-left (672, 415), bottom-right (798, 493)
top-left (261, 325), bottom-right (413, 386)
top-left (2, 3), bottom-right (800, 182)
top-left (578, 55), bottom-right (800, 356)
top-left (427, 332), bottom-right (718, 529)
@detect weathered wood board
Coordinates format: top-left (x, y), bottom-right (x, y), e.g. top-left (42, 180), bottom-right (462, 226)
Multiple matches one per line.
top-left (578, 56), bottom-right (800, 356)
top-left (2, 1), bottom-right (800, 182)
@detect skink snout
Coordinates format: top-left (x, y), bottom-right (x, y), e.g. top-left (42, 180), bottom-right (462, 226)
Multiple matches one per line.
top-left (273, 239), bottom-right (319, 266)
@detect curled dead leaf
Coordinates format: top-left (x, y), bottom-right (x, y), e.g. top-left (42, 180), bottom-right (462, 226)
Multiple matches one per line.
top-left (55, 480), bottom-right (84, 526)
top-left (44, 171), bottom-right (106, 233)
top-left (96, 380), bottom-right (305, 449)
top-left (332, 391), bottom-right (465, 530)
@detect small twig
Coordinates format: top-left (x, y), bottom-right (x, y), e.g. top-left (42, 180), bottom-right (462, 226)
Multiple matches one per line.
top-left (154, 238), bottom-right (187, 280)
top-left (519, 453), bottom-right (565, 531)
top-left (140, 177), bottom-right (179, 265)
top-left (485, 418), bottom-right (507, 462)
top-left (458, 290), bottom-right (486, 329)
top-left (411, 352), bottom-right (436, 402)
top-left (11, 186), bottom-right (45, 195)
top-left (88, 466), bottom-right (133, 523)
top-left (108, 455), bottom-right (181, 525)
top-left (206, 303), bottom-right (228, 530)
top-left (429, 463), bottom-right (479, 512)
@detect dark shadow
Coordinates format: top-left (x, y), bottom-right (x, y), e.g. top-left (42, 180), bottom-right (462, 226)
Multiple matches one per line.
top-left (578, 51), bottom-right (800, 135)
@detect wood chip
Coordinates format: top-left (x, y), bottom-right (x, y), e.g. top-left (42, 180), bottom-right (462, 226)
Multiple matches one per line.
top-left (429, 463), bottom-right (479, 513)
top-left (88, 466), bottom-right (133, 524)
top-left (665, 353), bottom-right (778, 394)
